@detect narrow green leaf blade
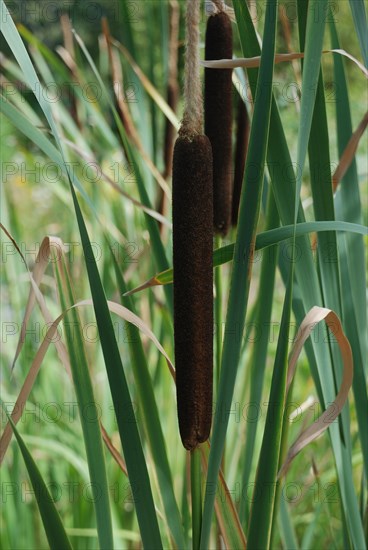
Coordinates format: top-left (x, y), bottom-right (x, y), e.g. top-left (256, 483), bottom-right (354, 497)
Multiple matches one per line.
top-left (111, 249), bottom-right (186, 549)
top-left (69, 183), bottom-right (163, 548)
top-left (239, 189), bottom-right (279, 526)
top-left (348, 0), bottom-right (368, 67)
top-left (295, 0), bottom-right (328, 219)
top-left (53, 250), bottom-right (114, 550)
top-left (247, 277), bottom-right (293, 549)
top-left (124, 221), bottom-right (367, 292)
top-left (3, 408), bottom-right (73, 550)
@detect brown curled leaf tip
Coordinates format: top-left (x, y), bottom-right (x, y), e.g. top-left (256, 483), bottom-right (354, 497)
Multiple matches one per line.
top-left (205, 12), bottom-right (233, 236)
top-left (172, 134), bottom-right (214, 450)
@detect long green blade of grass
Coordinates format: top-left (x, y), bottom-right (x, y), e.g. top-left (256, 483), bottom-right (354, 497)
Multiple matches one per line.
top-left (239, 189), bottom-right (279, 526)
top-left (348, 0), bottom-right (368, 67)
top-left (247, 277), bottom-right (292, 548)
top-left (2, 408), bottom-right (73, 550)
top-left (111, 250), bottom-right (186, 549)
top-left (68, 183), bottom-right (163, 548)
top-left (117, 0), bottom-right (137, 59)
top-left (298, 1), bottom-right (342, 316)
top-left (200, 445), bottom-right (247, 548)
top-left (294, 0), bottom-right (328, 203)
top-left (125, 220), bottom-right (367, 290)
top-left (279, 494), bottom-right (299, 549)
top-left (52, 248), bottom-right (114, 549)
top-left (191, 449), bottom-right (202, 550)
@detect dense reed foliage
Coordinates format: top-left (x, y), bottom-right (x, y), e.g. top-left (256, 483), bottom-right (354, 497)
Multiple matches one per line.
top-left (1, 0), bottom-right (367, 548)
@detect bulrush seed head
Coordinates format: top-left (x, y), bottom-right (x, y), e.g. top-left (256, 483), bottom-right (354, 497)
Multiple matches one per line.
top-left (172, 134), bottom-right (214, 450)
top-left (205, 11), bottom-right (233, 236)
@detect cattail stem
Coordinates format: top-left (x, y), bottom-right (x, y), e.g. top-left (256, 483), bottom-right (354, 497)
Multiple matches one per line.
top-left (214, 234), bottom-right (222, 396)
top-left (180, 0), bottom-right (203, 137)
top-left (158, 0), bottom-right (180, 235)
top-left (232, 96), bottom-right (249, 226)
top-left (190, 448), bottom-right (202, 549)
top-left (211, 0), bottom-right (225, 12)
top-left (205, 11), bottom-right (233, 235)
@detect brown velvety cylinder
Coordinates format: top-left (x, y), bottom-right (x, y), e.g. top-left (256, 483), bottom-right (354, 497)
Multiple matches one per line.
top-left (172, 134), bottom-right (213, 450)
top-left (205, 12), bottom-right (233, 235)
top-left (232, 97), bottom-right (249, 226)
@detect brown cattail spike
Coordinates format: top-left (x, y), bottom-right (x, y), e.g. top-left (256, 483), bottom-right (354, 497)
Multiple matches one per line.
top-left (172, 135), bottom-right (213, 450)
top-left (232, 97), bottom-right (249, 226)
top-left (205, 12), bottom-right (233, 235)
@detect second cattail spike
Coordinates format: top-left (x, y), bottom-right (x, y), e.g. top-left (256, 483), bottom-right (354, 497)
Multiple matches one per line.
top-left (205, 11), bottom-right (233, 235)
